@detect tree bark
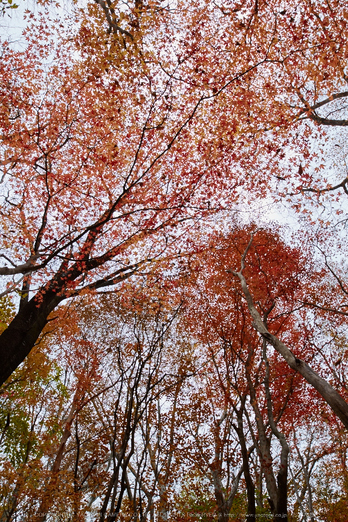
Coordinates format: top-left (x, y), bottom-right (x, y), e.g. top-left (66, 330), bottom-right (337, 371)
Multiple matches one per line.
top-left (263, 339), bottom-right (289, 521)
top-left (235, 407), bottom-right (256, 522)
top-left (232, 266), bottom-right (348, 431)
top-left (0, 289), bottom-right (64, 385)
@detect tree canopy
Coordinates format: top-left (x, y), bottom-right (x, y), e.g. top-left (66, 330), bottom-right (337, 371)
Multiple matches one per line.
top-left (1, 0), bottom-right (348, 520)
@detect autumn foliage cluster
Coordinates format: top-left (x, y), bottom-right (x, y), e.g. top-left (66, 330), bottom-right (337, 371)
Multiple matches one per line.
top-left (1, 0), bottom-right (348, 520)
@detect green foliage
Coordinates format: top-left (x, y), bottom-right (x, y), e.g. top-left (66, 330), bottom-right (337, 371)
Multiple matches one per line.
top-left (228, 491), bottom-right (248, 522)
top-left (314, 467), bottom-right (348, 522)
top-left (255, 504), bottom-right (273, 522)
top-left (0, 353), bottom-right (66, 466)
top-left (0, 345), bottom-right (69, 520)
top-left (175, 473), bottom-right (216, 521)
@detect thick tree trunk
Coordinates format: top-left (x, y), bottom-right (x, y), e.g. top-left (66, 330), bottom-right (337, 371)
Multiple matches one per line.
top-left (275, 463), bottom-right (288, 522)
top-left (236, 408), bottom-right (255, 522)
top-left (0, 289), bottom-right (64, 385)
top-left (263, 338), bottom-right (289, 522)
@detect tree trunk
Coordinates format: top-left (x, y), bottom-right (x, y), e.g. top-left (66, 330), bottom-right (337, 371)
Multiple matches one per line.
top-left (0, 289), bottom-right (64, 385)
top-left (275, 451), bottom-right (288, 522)
top-left (236, 408), bottom-right (256, 522)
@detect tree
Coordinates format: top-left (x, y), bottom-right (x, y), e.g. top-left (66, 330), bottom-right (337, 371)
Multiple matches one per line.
top-left (230, 229), bottom-right (348, 431)
top-left (177, 223), bottom-right (348, 519)
top-left (2, 0), bottom-right (348, 386)
top-left (0, 13), bottom-right (211, 383)
top-left (0, 284), bottom-right (191, 521)
top-left (1, 7), bottom-right (348, 515)
top-left (0, 345), bottom-right (68, 521)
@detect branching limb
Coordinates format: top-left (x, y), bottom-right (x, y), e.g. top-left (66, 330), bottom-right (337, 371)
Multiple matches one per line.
top-left (296, 90), bottom-right (348, 126)
top-left (228, 233), bottom-right (348, 430)
top-left (94, 0), bottom-right (134, 40)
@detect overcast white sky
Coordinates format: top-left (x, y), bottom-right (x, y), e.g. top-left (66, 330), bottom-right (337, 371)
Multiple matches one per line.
top-left (1, 0), bottom-right (75, 47)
